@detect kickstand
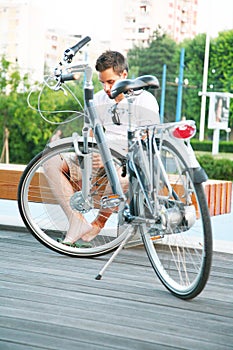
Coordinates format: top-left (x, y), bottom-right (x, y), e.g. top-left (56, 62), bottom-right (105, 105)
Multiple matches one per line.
top-left (95, 228), bottom-right (133, 280)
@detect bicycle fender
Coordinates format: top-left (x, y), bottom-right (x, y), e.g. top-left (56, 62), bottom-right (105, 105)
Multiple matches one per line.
top-left (193, 167), bottom-right (208, 184)
top-left (162, 135), bottom-right (208, 183)
top-left (47, 136), bottom-right (74, 148)
top-left (47, 136), bottom-right (97, 149)
top-left (163, 134), bottom-right (200, 168)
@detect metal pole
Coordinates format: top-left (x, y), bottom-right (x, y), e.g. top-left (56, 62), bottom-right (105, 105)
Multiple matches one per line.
top-left (160, 64), bottom-right (166, 123)
top-left (199, 32), bottom-right (210, 141)
top-left (176, 48), bottom-right (185, 122)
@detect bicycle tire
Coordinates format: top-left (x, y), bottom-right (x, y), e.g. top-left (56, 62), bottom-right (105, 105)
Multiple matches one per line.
top-left (136, 140), bottom-right (212, 299)
top-left (18, 140), bottom-right (132, 257)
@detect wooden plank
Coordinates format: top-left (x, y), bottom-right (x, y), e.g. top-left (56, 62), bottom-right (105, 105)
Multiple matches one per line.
top-left (0, 229), bottom-right (232, 349)
top-left (0, 164), bottom-right (25, 201)
top-left (209, 181), bottom-right (216, 216)
top-left (204, 180), bottom-right (232, 216)
top-left (0, 164), bottom-right (56, 203)
top-left (214, 181), bottom-right (221, 215)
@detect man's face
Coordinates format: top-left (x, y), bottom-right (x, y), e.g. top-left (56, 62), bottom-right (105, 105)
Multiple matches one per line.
top-left (99, 67), bottom-right (127, 98)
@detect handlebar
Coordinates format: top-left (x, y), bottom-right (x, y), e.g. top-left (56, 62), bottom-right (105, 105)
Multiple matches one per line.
top-left (53, 37), bottom-right (91, 86)
top-left (60, 73), bottom-right (80, 83)
top-left (63, 36), bottom-right (91, 63)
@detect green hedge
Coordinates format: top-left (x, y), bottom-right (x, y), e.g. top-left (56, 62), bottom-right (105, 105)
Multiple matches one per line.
top-left (196, 154), bottom-right (233, 181)
top-left (191, 139), bottom-right (233, 153)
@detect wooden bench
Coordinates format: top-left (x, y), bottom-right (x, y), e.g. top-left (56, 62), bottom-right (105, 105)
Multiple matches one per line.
top-left (0, 163), bottom-right (56, 203)
top-left (0, 163), bottom-right (232, 216)
top-left (204, 179), bottom-right (232, 216)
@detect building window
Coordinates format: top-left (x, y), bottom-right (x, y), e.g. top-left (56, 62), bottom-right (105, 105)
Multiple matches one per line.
top-left (140, 5), bottom-right (147, 13)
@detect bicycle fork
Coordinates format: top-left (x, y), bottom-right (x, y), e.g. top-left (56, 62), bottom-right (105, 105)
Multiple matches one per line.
top-left (69, 130), bottom-right (93, 213)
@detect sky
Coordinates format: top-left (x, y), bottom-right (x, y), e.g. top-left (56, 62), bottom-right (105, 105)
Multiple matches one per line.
top-left (33, 0), bottom-right (112, 40)
top-left (197, 0), bottom-right (233, 37)
top-left (31, 0), bottom-right (233, 39)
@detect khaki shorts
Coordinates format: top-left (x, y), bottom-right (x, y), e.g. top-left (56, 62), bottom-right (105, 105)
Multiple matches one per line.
top-left (61, 152), bottom-right (106, 183)
top-left (61, 153), bottom-right (81, 183)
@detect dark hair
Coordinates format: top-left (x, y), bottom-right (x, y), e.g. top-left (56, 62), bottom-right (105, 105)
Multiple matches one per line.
top-left (95, 50), bottom-right (128, 75)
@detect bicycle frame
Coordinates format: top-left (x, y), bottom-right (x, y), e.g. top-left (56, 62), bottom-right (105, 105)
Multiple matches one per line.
top-left (83, 66), bottom-right (126, 201)
top-left (49, 62), bottom-right (207, 227)
top-left (19, 37), bottom-right (212, 297)
top-left (82, 65), bottom-right (160, 225)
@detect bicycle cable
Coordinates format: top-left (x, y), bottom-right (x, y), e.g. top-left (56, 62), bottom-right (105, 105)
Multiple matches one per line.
top-left (27, 75), bottom-right (85, 125)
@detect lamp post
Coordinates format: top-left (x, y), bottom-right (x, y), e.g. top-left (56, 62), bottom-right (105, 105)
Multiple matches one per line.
top-left (199, 32), bottom-right (210, 141)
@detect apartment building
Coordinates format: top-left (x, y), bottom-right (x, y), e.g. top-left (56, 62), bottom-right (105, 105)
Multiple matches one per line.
top-left (0, 0), bottom-right (199, 82)
top-left (0, 0), bottom-right (45, 82)
top-left (111, 0), bottom-right (198, 52)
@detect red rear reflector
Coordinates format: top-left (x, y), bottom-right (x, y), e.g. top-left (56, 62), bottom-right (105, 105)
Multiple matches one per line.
top-left (172, 124), bottom-right (196, 139)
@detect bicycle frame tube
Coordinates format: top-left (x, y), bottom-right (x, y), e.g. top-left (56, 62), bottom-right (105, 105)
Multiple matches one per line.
top-left (83, 68), bottom-right (126, 200)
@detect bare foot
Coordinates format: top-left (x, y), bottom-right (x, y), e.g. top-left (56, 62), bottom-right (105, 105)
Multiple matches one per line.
top-left (63, 213), bottom-right (93, 244)
top-left (81, 224), bottom-right (102, 242)
top-left (81, 211), bottom-right (111, 242)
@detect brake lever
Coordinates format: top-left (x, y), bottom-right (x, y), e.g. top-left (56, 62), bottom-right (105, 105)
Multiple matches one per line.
top-left (52, 66), bottom-right (67, 93)
top-left (63, 48), bottom-right (74, 63)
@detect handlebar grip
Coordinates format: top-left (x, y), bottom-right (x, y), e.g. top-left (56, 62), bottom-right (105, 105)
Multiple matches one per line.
top-left (60, 73), bottom-right (79, 83)
top-left (63, 36), bottom-right (91, 62)
top-left (70, 36), bottom-right (91, 55)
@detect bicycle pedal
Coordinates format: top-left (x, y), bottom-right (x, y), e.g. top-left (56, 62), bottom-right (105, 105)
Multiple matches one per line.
top-left (150, 234), bottom-right (164, 241)
top-left (147, 226), bottom-right (164, 241)
top-left (101, 194), bottom-right (124, 209)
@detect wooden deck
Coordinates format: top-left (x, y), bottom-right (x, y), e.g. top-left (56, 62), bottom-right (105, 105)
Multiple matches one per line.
top-left (0, 228), bottom-right (232, 350)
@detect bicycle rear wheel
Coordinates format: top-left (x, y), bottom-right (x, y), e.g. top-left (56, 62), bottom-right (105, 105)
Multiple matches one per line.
top-left (18, 140), bottom-right (131, 257)
top-left (137, 140), bottom-right (212, 299)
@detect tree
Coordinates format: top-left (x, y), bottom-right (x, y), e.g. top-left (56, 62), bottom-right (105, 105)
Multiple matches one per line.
top-left (0, 57), bottom-right (85, 163)
top-left (1, 29), bottom-right (233, 164)
top-left (181, 34), bottom-right (207, 132)
top-left (209, 30), bottom-right (233, 92)
top-left (127, 30), bottom-right (180, 122)
top-left (183, 30), bottom-right (233, 138)
top-left (209, 30), bottom-right (233, 135)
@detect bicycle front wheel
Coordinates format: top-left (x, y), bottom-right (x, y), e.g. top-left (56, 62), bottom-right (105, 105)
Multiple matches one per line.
top-left (18, 140), bottom-right (131, 257)
top-left (137, 140), bottom-right (212, 299)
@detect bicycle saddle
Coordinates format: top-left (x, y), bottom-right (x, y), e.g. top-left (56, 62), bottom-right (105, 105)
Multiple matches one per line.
top-left (110, 75), bottom-right (160, 99)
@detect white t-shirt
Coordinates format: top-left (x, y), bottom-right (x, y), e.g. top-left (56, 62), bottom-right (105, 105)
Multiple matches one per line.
top-left (92, 89), bottom-right (160, 152)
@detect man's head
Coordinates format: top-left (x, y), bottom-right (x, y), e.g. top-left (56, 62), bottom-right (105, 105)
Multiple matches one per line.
top-left (95, 50), bottom-right (128, 75)
top-left (95, 50), bottom-right (128, 99)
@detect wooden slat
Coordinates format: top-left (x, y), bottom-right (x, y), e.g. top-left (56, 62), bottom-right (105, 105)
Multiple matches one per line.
top-left (0, 229), bottom-right (232, 349)
top-left (204, 180), bottom-right (232, 216)
top-left (0, 164), bottom-right (56, 203)
top-left (0, 164), bottom-right (25, 201)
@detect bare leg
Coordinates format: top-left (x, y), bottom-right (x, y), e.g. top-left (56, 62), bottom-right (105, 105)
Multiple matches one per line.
top-left (43, 155), bottom-right (93, 243)
top-left (82, 209), bottom-right (112, 242)
top-left (82, 171), bottom-right (129, 242)
top-left (44, 153), bottom-right (128, 243)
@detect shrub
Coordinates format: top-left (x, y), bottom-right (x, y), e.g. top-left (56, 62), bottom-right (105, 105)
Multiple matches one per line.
top-left (197, 154), bottom-right (233, 181)
top-left (191, 139), bottom-right (233, 153)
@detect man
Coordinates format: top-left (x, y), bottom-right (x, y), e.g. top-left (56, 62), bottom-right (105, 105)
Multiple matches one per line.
top-left (45, 50), bottom-right (160, 244)
top-left (93, 51), bottom-right (160, 154)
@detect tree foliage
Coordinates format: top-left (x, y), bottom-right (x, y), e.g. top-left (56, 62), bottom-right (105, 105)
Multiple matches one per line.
top-left (209, 30), bottom-right (233, 92)
top-left (127, 29), bottom-right (179, 121)
top-left (0, 58), bottom-right (86, 163)
top-left (1, 29), bottom-right (233, 164)
top-left (181, 34), bottom-right (207, 130)
top-left (128, 30), bottom-right (233, 135)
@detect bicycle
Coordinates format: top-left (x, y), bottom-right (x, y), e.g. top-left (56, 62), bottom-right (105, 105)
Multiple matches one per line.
top-left (18, 36), bottom-right (212, 299)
